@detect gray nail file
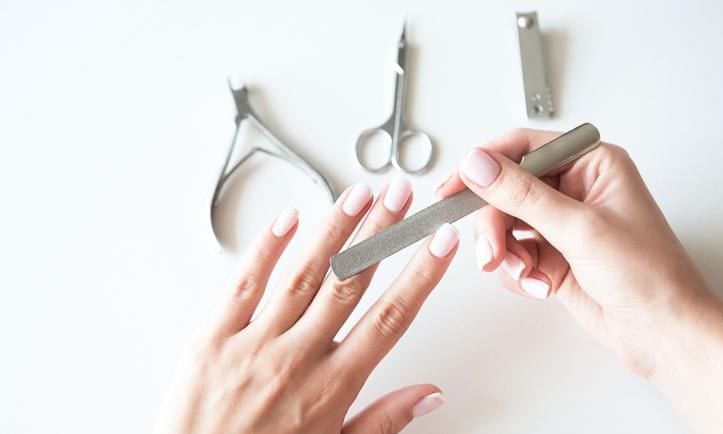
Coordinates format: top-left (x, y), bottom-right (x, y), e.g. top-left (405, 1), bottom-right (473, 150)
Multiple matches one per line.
top-left (330, 123), bottom-right (601, 280)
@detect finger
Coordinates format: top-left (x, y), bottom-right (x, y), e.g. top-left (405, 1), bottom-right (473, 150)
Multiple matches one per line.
top-left (472, 205), bottom-right (513, 272)
top-left (434, 168), bottom-right (464, 199)
top-left (338, 224), bottom-right (458, 374)
top-left (342, 385), bottom-right (444, 434)
top-left (435, 128), bottom-right (562, 199)
top-left (480, 127), bottom-right (562, 162)
top-left (459, 148), bottom-right (585, 250)
top-left (498, 234), bottom-right (535, 282)
top-left (496, 236), bottom-right (570, 301)
top-left (256, 182), bottom-right (373, 335)
top-left (295, 176), bottom-right (413, 342)
top-left (211, 207), bottom-right (298, 337)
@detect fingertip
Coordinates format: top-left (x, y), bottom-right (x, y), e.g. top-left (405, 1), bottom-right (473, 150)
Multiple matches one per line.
top-left (271, 206), bottom-right (299, 238)
top-left (429, 223), bottom-right (459, 258)
top-left (433, 169), bottom-right (466, 199)
top-left (412, 391), bottom-right (445, 418)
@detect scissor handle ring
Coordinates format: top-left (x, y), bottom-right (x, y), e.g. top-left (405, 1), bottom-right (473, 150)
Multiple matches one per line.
top-left (355, 127), bottom-right (393, 173)
top-left (392, 130), bottom-right (434, 174)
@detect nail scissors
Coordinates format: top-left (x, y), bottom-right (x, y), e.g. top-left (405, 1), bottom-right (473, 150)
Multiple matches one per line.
top-left (355, 23), bottom-right (434, 174)
top-left (210, 83), bottom-right (338, 246)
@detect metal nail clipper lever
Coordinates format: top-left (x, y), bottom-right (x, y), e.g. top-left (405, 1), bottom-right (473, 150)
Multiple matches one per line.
top-left (210, 83), bottom-right (338, 246)
top-left (517, 11), bottom-right (554, 118)
top-left (330, 123), bottom-right (601, 280)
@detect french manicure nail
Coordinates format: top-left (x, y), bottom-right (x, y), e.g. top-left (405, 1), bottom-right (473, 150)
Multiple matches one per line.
top-left (500, 251), bottom-right (526, 280)
top-left (429, 223), bottom-right (459, 258)
top-left (271, 206), bottom-right (298, 237)
top-left (412, 392), bottom-right (445, 418)
top-left (475, 236), bottom-right (493, 270)
top-left (383, 176), bottom-right (412, 212)
top-left (342, 182), bottom-right (372, 216)
top-left (520, 276), bottom-right (551, 299)
top-left (461, 150), bottom-right (501, 188)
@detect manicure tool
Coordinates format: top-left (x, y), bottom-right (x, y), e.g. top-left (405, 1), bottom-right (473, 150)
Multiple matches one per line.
top-left (355, 22), bottom-right (434, 174)
top-left (517, 11), bottom-right (555, 118)
top-left (210, 83), bottom-right (338, 245)
top-left (331, 123), bottom-right (601, 280)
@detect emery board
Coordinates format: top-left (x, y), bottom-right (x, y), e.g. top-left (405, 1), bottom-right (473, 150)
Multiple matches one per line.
top-left (330, 123), bottom-right (601, 280)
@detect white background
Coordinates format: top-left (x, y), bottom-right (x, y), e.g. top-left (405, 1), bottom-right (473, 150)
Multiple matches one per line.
top-left (2, 0), bottom-right (722, 433)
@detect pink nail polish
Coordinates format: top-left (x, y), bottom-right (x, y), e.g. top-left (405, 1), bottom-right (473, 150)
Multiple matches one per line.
top-left (520, 277), bottom-right (550, 299)
top-left (429, 223), bottom-right (459, 258)
top-left (271, 206), bottom-right (298, 237)
top-left (342, 182), bottom-right (372, 216)
top-left (461, 150), bottom-right (500, 188)
top-left (383, 176), bottom-right (412, 212)
top-left (500, 251), bottom-right (526, 280)
top-left (412, 392), bottom-right (445, 418)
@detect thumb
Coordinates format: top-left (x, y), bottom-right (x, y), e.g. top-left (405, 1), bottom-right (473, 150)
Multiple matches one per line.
top-left (459, 148), bottom-right (584, 247)
top-left (342, 385), bottom-right (444, 434)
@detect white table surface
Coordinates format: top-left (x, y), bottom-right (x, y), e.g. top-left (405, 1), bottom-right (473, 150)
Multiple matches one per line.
top-left (2, 0), bottom-right (722, 433)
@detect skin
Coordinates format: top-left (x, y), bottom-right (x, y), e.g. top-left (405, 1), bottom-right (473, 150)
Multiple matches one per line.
top-left (437, 128), bottom-right (723, 434)
top-left (153, 182), bottom-right (457, 434)
top-left (155, 128), bottom-right (723, 434)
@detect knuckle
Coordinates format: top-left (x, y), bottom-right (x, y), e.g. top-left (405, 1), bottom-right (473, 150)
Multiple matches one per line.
top-left (600, 143), bottom-right (635, 169)
top-left (408, 264), bottom-right (436, 288)
top-left (374, 299), bottom-right (411, 338)
top-left (361, 218), bottom-right (388, 238)
top-left (325, 217), bottom-right (348, 242)
top-left (286, 268), bottom-right (320, 298)
top-left (327, 280), bottom-right (361, 306)
top-left (185, 328), bottom-right (221, 368)
top-left (233, 275), bottom-right (262, 300)
top-left (500, 172), bottom-right (536, 211)
top-left (248, 241), bottom-right (275, 263)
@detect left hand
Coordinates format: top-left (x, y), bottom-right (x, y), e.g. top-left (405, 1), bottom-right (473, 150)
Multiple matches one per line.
top-left (153, 178), bottom-right (458, 434)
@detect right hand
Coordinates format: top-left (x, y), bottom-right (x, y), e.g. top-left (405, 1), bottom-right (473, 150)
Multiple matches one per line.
top-left (436, 128), bottom-right (723, 433)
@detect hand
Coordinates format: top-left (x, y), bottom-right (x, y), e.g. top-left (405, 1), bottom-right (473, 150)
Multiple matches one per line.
top-left (153, 178), bottom-right (458, 434)
top-left (436, 128), bottom-right (723, 433)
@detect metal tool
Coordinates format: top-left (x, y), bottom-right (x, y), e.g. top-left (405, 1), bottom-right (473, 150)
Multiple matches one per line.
top-left (517, 11), bottom-right (554, 118)
top-left (210, 83), bottom-right (338, 245)
top-left (355, 22), bottom-right (433, 174)
top-left (331, 123), bottom-right (601, 280)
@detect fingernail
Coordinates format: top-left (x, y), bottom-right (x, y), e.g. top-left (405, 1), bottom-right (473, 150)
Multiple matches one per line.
top-left (342, 182), bottom-right (373, 216)
top-left (412, 392), bottom-right (445, 418)
top-left (383, 176), bottom-right (412, 212)
top-left (500, 251), bottom-right (526, 280)
top-left (271, 206), bottom-right (298, 237)
top-left (461, 149), bottom-right (500, 188)
top-left (429, 223), bottom-right (459, 258)
top-left (520, 276), bottom-right (551, 300)
top-left (475, 236), bottom-right (493, 270)
top-left (433, 170), bottom-right (454, 193)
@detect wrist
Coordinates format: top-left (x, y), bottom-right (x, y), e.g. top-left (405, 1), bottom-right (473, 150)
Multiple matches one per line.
top-left (648, 282), bottom-right (723, 433)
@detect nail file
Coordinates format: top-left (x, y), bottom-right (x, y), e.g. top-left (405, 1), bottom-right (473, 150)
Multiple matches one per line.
top-left (330, 123), bottom-right (601, 280)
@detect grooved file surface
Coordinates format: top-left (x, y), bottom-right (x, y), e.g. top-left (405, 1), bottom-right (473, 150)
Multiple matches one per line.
top-left (330, 189), bottom-right (485, 280)
top-left (330, 123), bottom-right (600, 280)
